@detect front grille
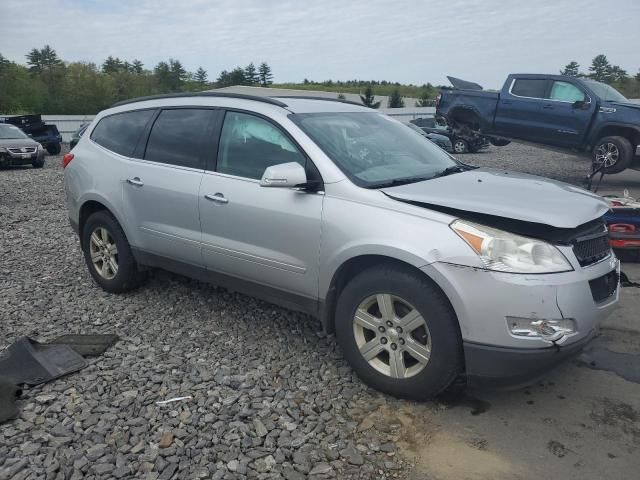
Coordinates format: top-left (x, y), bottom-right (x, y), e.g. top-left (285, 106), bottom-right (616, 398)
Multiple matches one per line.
top-left (589, 270), bottom-right (618, 303)
top-left (573, 230), bottom-right (611, 266)
top-left (8, 147), bottom-right (37, 154)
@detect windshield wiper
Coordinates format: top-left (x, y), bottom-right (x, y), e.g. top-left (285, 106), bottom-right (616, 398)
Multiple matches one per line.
top-left (368, 176), bottom-right (433, 189)
top-left (432, 164), bottom-right (469, 178)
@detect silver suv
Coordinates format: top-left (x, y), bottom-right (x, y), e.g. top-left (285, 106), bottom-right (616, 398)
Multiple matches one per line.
top-left (64, 93), bottom-right (619, 399)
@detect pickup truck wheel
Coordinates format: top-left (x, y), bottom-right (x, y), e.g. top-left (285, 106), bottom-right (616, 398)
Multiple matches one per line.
top-left (452, 139), bottom-right (469, 154)
top-left (336, 265), bottom-right (462, 400)
top-left (46, 144), bottom-right (61, 155)
top-left (82, 210), bottom-right (144, 293)
top-left (594, 136), bottom-right (633, 174)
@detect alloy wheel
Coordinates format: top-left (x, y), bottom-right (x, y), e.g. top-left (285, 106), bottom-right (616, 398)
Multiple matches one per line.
top-left (353, 294), bottom-right (431, 379)
top-left (595, 142), bottom-right (619, 167)
top-left (453, 140), bottom-right (466, 153)
top-left (89, 227), bottom-right (119, 280)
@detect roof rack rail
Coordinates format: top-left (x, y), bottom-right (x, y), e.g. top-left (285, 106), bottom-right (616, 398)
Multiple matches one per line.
top-left (111, 92), bottom-right (289, 108)
top-left (271, 95), bottom-right (365, 107)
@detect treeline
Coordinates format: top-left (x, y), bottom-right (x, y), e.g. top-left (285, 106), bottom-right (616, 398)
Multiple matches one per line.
top-left (0, 46), bottom-right (277, 114)
top-left (560, 54), bottom-right (640, 98)
top-left (0, 45), bottom-right (441, 114)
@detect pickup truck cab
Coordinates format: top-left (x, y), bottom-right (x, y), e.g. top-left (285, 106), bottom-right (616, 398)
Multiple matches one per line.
top-left (437, 74), bottom-right (640, 173)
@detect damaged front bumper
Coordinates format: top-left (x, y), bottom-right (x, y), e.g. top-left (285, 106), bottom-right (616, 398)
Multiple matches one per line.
top-left (422, 253), bottom-right (619, 387)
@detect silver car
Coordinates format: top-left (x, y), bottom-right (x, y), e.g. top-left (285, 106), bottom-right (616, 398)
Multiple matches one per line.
top-left (63, 93), bottom-right (619, 399)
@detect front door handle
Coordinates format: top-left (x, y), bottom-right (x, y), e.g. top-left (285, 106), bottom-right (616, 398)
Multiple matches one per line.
top-left (542, 104), bottom-right (554, 109)
top-left (204, 193), bottom-right (229, 204)
top-left (126, 177), bottom-right (144, 187)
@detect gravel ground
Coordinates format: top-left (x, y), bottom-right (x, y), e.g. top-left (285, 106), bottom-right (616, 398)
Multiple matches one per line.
top-left (1, 143), bottom-right (639, 480)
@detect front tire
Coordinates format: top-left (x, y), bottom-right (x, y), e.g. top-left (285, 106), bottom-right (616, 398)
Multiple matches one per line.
top-left (32, 158), bottom-right (44, 169)
top-left (336, 265), bottom-right (463, 400)
top-left (452, 138), bottom-right (469, 154)
top-left (81, 210), bottom-right (143, 293)
top-left (593, 136), bottom-right (633, 174)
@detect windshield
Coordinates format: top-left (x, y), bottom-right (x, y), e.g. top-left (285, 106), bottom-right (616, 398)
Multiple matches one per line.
top-left (0, 124), bottom-right (29, 140)
top-left (291, 112), bottom-right (456, 188)
top-left (582, 80), bottom-right (628, 102)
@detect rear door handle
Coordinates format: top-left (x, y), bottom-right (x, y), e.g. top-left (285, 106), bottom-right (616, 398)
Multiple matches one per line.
top-left (542, 104), bottom-right (554, 109)
top-left (204, 193), bottom-right (229, 204)
top-left (126, 177), bottom-right (144, 187)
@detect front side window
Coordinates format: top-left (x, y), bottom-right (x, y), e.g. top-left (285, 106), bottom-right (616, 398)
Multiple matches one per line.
top-left (291, 112), bottom-right (456, 188)
top-left (217, 112), bottom-right (306, 180)
top-left (90, 109), bottom-right (154, 157)
top-left (144, 109), bottom-right (215, 169)
top-left (511, 79), bottom-right (548, 99)
top-left (549, 81), bottom-right (586, 102)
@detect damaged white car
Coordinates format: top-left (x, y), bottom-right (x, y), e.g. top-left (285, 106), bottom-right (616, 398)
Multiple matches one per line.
top-left (64, 94), bottom-right (619, 399)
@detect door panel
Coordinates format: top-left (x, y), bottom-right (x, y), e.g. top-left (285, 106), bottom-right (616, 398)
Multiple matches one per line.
top-left (122, 108), bottom-right (221, 266)
top-left (495, 78), bottom-right (549, 141)
top-left (124, 161), bottom-right (204, 265)
top-left (199, 173), bottom-right (323, 298)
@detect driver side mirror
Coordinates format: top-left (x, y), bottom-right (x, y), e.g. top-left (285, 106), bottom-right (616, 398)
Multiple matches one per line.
top-left (260, 162), bottom-right (307, 188)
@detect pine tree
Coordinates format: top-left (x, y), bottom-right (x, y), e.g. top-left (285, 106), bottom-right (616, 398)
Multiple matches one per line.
top-left (244, 62), bottom-right (258, 85)
top-left (258, 62), bottom-right (273, 87)
top-left (194, 67), bottom-right (208, 86)
top-left (388, 89), bottom-right (404, 108)
top-left (589, 55), bottom-right (612, 82)
top-left (102, 56), bottom-right (124, 74)
top-left (415, 88), bottom-right (432, 107)
top-left (360, 86), bottom-right (380, 108)
top-left (131, 59), bottom-right (144, 74)
top-left (560, 61), bottom-right (580, 76)
top-left (26, 45), bottom-right (62, 74)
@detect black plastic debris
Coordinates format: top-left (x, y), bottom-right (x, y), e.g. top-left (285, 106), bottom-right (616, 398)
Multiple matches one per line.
top-left (48, 334), bottom-right (119, 357)
top-left (0, 376), bottom-right (22, 424)
top-left (0, 337), bottom-right (87, 386)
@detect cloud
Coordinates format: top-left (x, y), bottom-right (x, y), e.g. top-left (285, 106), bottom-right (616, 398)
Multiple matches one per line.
top-left (0, 0), bottom-right (638, 87)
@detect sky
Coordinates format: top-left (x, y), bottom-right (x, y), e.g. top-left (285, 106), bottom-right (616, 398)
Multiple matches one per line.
top-left (1, 0), bottom-right (639, 89)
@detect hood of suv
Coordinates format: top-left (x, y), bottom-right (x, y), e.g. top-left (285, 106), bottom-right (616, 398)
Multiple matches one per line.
top-left (382, 168), bottom-right (609, 228)
top-left (0, 138), bottom-right (40, 149)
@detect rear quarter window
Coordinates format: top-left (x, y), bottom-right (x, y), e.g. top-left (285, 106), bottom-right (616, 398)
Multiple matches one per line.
top-left (510, 79), bottom-right (548, 99)
top-left (90, 109), bottom-right (155, 157)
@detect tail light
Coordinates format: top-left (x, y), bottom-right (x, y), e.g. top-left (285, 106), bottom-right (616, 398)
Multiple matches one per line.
top-left (62, 153), bottom-right (74, 168)
top-left (608, 223), bottom-right (636, 233)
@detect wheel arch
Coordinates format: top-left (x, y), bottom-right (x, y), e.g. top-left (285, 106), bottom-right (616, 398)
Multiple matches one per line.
top-left (593, 124), bottom-right (640, 150)
top-left (78, 196), bottom-right (131, 248)
top-left (320, 254), bottom-right (457, 335)
top-left (447, 106), bottom-right (484, 131)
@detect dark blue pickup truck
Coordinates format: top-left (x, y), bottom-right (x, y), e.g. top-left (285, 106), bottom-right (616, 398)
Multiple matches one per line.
top-left (436, 74), bottom-right (640, 173)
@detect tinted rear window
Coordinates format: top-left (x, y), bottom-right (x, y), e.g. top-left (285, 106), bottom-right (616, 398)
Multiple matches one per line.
top-left (511, 79), bottom-right (548, 99)
top-left (144, 109), bottom-right (214, 169)
top-left (90, 110), bottom-right (154, 157)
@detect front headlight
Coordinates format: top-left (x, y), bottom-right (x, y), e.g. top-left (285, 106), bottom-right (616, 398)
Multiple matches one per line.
top-left (450, 219), bottom-right (573, 274)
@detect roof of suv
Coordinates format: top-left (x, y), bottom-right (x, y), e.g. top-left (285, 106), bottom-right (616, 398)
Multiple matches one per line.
top-left (110, 92), bottom-right (371, 114)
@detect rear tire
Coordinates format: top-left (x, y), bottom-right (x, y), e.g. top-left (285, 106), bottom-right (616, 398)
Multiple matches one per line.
top-left (82, 210), bottom-right (144, 293)
top-left (593, 136), bottom-right (633, 174)
top-left (46, 144), bottom-right (61, 155)
top-left (335, 265), bottom-right (463, 400)
top-left (452, 138), bottom-right (469, 154)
